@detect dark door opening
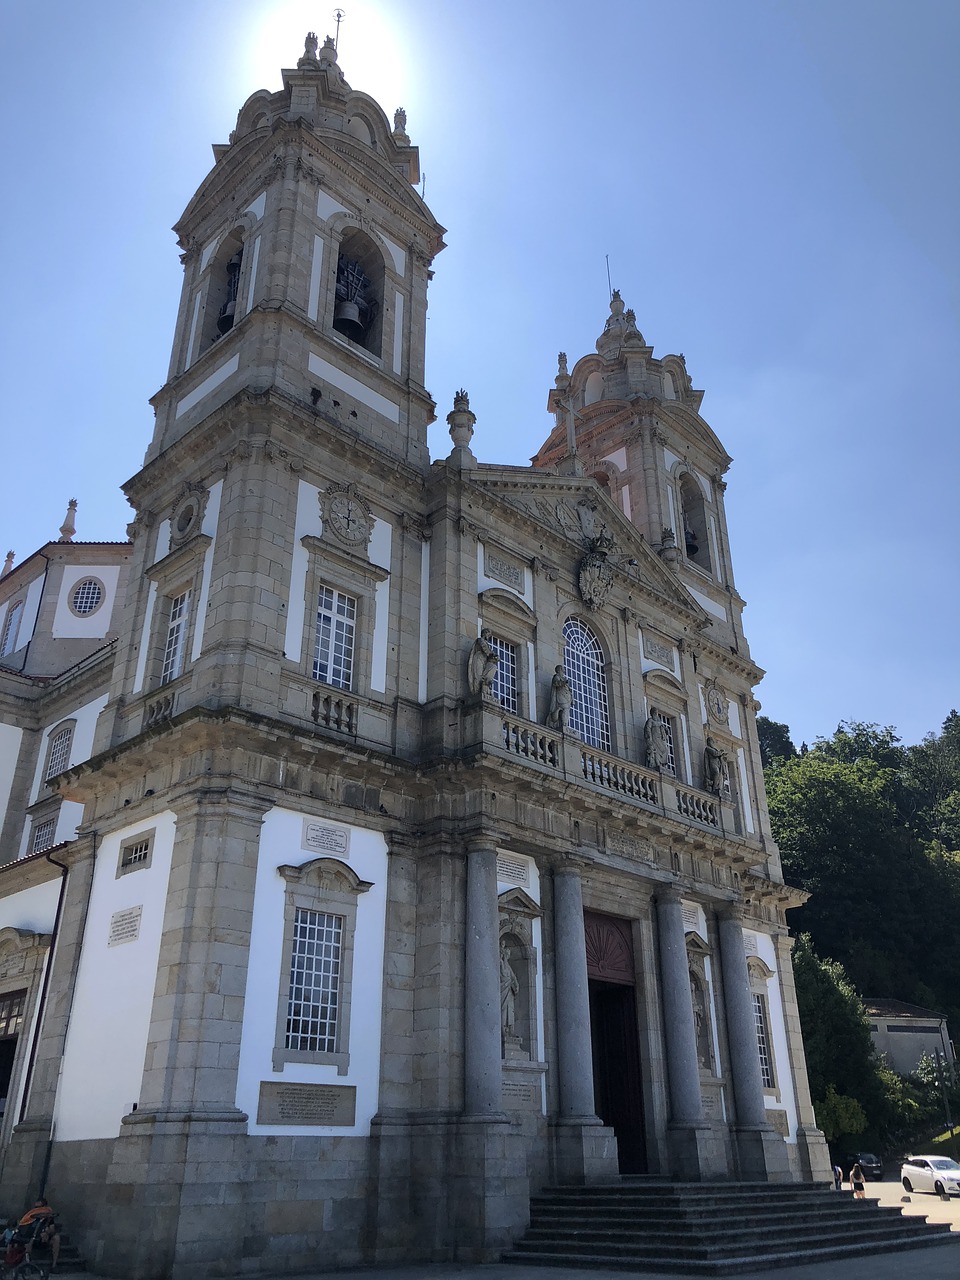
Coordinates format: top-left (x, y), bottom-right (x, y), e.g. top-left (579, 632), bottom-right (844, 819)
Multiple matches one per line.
top-left (589, 978), bottom-right (647, 1173)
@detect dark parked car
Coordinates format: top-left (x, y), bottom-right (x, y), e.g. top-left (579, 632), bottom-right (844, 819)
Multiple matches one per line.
top-left (847, 1152), bottom-right (884, 1180)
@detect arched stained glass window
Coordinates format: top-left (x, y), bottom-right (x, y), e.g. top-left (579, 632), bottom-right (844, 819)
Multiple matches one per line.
top-left (562, 618), bottom-right (610, 751)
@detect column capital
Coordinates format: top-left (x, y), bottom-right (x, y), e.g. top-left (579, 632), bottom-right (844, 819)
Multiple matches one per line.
top-left (552, 852), bottom-right (591, 878)
top-left (654, 883), bottom-right (684, 907)
top-left (718, 900), bottom-right (746, 925)
top-left (466, 832), bottom-right (501, 857)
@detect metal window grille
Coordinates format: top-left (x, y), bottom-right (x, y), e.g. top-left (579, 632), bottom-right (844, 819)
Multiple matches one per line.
top-left (32, 818), bottom-right (56, 854)
top-left (72, 579), bottom-right (103, 615)
top-left (753, 992), bottom-right (775, 1088)
top-left (313, 587), bottom-right (356, 690)
top-left (122, 838), bottom-right (152, 867)
top-left (45, 727), bottom-right (73, 780)
top-left (656, 711), bottom-right (678, 775)
top-left (1, 601), bottom-right (23, 657)
top-left (490, 635), bottom-right (518, 713)
top-left (160, 590), bottom-right (191, 685)
top-left (285, 908), bottom-right (343, 1054)
top-left (0, 989), bottom-right (25, 1039)
top-left (562, 618), bottom-right (610, 751)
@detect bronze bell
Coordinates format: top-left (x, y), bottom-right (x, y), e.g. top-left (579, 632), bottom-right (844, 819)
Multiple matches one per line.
top-left (333, 300), bottom-right (364, 342)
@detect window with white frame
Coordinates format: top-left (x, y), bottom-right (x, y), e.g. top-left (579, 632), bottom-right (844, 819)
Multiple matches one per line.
top-left (490, 635), bottom-right (519, 714)
top-left (753, 992), bottom-right (775, 1088)
top-left (313, 586), bottom-right (356, 690)
top-left (0, 601), bottom-right (24, 658)
top-left (31, 817), bottom-right (56, 855)
top-left (274, 857), bottom-right (371, 1074)
top-left (656, 711), bottom-right (678, 776)
top-left (563, 618), bottom-right (610, 751)
top-left (45, 724), bottom-right (74, 781)
top-left (160, 589), bottom-right (192, 685)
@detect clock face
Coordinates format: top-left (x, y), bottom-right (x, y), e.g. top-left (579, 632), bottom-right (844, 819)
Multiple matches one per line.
top-left (327, 493), bottom-right (369, 543)
top-left (707, 687), bottom-right (727, 723)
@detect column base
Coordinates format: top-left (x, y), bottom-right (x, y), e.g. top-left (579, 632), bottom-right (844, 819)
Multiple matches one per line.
top-left (793, 1124), bottom-right (833, 1183)
top-left (666, 1120), bottom-right (726, 1179)
top-left (552, 1117), bottom-right (619, 1184)
top-left (732, 1123), bottom-right (792, 1181)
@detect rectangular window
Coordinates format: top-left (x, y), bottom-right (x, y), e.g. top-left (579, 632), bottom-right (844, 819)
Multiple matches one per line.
top-left (0, 601), bottom-right (24, 657)
top-left (656, 712), bottom-right (677, 775)
top-left (313, 587), bottom-right (356, 690)
top-left (45, 726), bottom-right (73, 780)
top-left (754, 992), bottom-right (775, 1088)
top-left (31, 818), bottom-right (56, 854)
top-left (490, 635), bottom-right (518, 714)
top-left (160, 590), bottom-right (191, 685)
top-left (0, 989), bottom-right (25, 1039)
top-left (285, 908), bottom-right (343, 1054)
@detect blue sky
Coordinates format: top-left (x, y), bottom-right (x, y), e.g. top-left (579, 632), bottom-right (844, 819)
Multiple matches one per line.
top-left (2, 0), bottom-right (957, 750)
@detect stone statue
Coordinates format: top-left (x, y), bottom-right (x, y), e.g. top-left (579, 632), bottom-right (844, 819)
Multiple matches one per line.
top-left (545, 665), bottom-right (572, 731)
top-left (557, 351), bottom-right (568, 377)
top-left (644, 714), bottom-right (671, 770)
top-left (467, 627), bottom-right (499, 698)
top-left (393, 107), bottom-right (407, 134)
top-left (500, 939), bottom-right (519, 1036)
top-left (690, 976), bottom-right (711, 1068)
top-left (704, 736), bottom-right (728, 795)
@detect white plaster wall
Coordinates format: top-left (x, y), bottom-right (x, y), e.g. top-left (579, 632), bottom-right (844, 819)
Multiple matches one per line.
top-left (0, 724), bottom-right (24, 832)
top-left (728, 699), bottom-right (742, 738)
top-left (20, 575), bottom-right (45, 652)
top-left (237, 808), bottom-right (388, 1136)
top-left (54, 811), bottom-right (177, 1140)
top-left (392, 291), bottom-right (404, 374)
top-left (190, 480), bottom-right (223, 660)
top-left (52, 565), bottom-right (123, 639)
top-left (0, 879), bottom-right (62, 935)
top-left (688, 586), bottom-right (727, 622)
top-left (749, 929), bottom-right (799, 1142)
top-left (601, 448), bottom-right (628, 472)
top-left (284, 480), bottom-right (322, 662)
top-left (369, 518), bottom-right (392, 694)
top-left (307, 236), bottom-right (324, 322)
top-left (737, 748), bottom-right (756, 834)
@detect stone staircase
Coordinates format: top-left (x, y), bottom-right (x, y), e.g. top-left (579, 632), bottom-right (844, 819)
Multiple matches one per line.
top-left (503, 1180), bottom-right (960, 1274)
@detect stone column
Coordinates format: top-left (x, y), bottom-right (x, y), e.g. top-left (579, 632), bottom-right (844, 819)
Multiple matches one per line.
top-left (717, 906), bottom-right (767, 1129)
top-left (773, 932), bottom-right (832, 1182)
top-left (655, 888), bottom-right (703, 1125)
top-left (463, 838), bottom-right (502, 1116)
top-left (553, 866), bottom-right (598, 1120)
top-left (718, 906), bottom-right (789, 1180)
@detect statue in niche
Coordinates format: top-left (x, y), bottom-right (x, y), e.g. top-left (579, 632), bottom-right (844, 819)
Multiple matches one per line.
top-left (690, 975), bottom-right (712, 1068)
top-left (500, 939), bottom-right (519, 1037)
top-left (545, 665), bottom-right (572, 731)
top-left (467, 627), bottom-right (499, 699)
top-left (644, 714), bottom-right (671, 770)
top-left (704, 736), bottom-right (728, 795)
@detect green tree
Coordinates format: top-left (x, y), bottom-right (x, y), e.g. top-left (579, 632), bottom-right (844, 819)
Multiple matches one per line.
top-left (756, 716), bottom-right (797, 768)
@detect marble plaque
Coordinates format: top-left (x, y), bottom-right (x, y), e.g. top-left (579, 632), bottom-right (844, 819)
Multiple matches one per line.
top-left (485, 552), bottom-right (524, 591)
top-left (643, 634), bottom-right (674, 666)
top-left (257, 1081), bottom-right (356, 1126)
top-left (301, 820), bottom-right (350, 857)
top-left (108, 905), bottom-right (142, 947)
top-left (497, 854), bottom-right (529, 885)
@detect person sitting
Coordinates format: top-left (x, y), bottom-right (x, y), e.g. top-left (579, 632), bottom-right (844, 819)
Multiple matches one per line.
top-left (18, 1197), bottom-right (61, 1269)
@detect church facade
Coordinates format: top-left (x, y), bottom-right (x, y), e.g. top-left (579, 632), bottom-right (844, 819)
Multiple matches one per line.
top-left (0, 35), bottom-right (829, 1280)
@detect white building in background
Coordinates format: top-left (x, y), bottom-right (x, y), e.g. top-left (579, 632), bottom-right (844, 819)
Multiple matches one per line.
top-left (0, 33), bottom-right (829, 1280)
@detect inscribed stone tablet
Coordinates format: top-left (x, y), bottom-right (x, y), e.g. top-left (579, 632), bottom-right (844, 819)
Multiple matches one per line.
top-left (257, 1081), bottom-right (356, 1126)
top-left (301, 820), bottom-right (350, 856)
top-left (108, 905), bottom-right (142, 947)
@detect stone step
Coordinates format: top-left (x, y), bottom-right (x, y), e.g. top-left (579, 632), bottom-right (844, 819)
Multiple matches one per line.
top-left (522, 1214), bottom-right (942, 1247)
top-left (502, 1233), bottom-right (960, 1275)
top-left (530, 1201), bottom-right (897, 1227)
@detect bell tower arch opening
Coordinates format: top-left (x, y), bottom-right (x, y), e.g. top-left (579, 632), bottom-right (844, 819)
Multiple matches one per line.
top-left (333, 228), bottom-right (385, 356)
top-left (200, 229), bottom-right (246, 353)
top-left (679, 471), bottom-right (711, 572)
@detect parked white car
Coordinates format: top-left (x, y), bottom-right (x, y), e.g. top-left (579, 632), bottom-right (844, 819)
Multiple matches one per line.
top-left (901, 1155), bottom-right (960, 1196)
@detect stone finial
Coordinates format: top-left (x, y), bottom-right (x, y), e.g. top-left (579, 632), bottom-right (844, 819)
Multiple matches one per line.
top-left (658, 526), bottom-right (679, 569)
top-left (393, 108), bottom-right (410, 143)
top-left (298, 31), bottom-right (320, 67)
top-left (58, 498), bottom-right (78, 543)
top-left (555, 351), bottom-right (570, 390)
top-left (446, 389), bottom-right (477, 469)
top-left (320, 34), bottom-right (339, 64)
top-left (1, 551), bottom-right (13, 579)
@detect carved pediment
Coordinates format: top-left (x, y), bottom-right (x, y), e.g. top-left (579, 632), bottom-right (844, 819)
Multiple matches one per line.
top-left (498, 887), bottom-right (542, 918)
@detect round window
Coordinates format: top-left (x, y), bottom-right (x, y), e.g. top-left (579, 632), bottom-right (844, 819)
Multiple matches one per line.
top-left (71, 579), bottom-right (104, 616)
top-left (176, 504), bottom-right (196, 534)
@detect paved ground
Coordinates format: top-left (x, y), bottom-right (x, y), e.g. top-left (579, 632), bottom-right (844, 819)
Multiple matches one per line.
top-left (45, 1177), bottom-right (960, 1280)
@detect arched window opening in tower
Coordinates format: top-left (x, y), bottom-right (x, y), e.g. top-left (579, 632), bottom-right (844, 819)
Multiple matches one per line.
top-left (333, 230), bottom-right (384, 356)
top-left (679, 473), bottom-right (711, 572)
top-left (201, 231), bottom-right (245, 352)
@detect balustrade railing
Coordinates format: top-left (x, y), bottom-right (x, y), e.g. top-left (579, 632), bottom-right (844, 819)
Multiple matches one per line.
top-left (674, 783), bottom-right (720, 828)
top-left (501, 716), bottom-right (560, 769)
top-left (580, 748), bottom-right (660, 806)
top-left (312, 690), bottom-right (357, 734)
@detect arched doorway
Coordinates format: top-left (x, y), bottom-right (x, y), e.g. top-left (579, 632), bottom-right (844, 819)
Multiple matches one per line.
top-left (584, 911), bottom-right (647, 1173)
